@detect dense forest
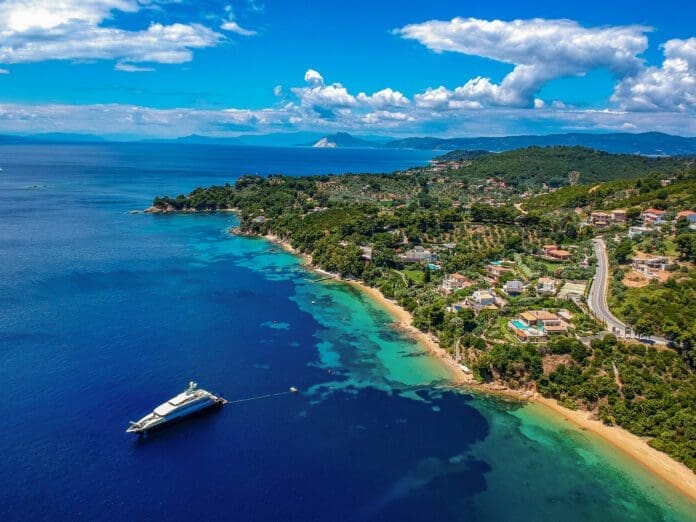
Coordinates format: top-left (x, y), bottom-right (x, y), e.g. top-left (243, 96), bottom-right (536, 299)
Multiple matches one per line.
top-left (445, 146), bottom-right (693, 188)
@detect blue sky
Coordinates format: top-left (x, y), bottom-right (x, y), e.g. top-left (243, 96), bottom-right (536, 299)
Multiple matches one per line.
top-left (0, 0), bottom-right (694, 138)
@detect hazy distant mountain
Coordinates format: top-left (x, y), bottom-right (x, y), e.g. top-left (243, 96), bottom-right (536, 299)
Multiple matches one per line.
top-left (27, 133), bottom-right (106, 143)
top-left (383, 132), bottom-right (696, 156)
top-left (0, 130), bottom-right (693, 156)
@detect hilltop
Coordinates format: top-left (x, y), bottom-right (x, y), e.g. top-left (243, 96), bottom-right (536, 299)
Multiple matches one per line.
top-left (439, 146), bottom-right (693, 188)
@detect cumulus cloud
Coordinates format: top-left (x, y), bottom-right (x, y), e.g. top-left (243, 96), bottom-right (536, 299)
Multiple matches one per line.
top-left (0, 0), bottom-right (222, 66)
top-left (612, 37), bottom-right (696, 111)
top-left (357, 88), bottom-right (409, 108)
top-left (304, 69), bottom-right (324, 86)
top-left (396, 17), bottom-right (650, 107)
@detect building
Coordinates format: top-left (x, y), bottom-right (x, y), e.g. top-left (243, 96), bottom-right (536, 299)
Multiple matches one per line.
top-left (542, 244), bottom-right (558, 255)
top-left (642, 208), bottom-right (666, 226)
top-left (470, 289), bottom-right (496, 306)
top-left (509, 320), bottom-right (547, 343)
top-left (503, 280), bottom-right (525, 296)
top-left (485, 263), bottom-right (509, 280)
top-left (547, 249), bottom-right (572, 261)
top-left (611, 209), bottom-right (627, 223)
top-left (677, 210), bottom-right (696, 223)
top-left (536, 277), bottom-right (558, 296)
top-left (509, 310), bottom-right (569, 342)
top-left (398, 246), bottom-right (437, 263)
top-left (628, 226), bottom-right (652, 239)
top-left (441, 273), bottom-right (472, 293)
top-left (632, 255), bottom-right (673, 272)
top-left (590, 211), bottom-right (612, 227)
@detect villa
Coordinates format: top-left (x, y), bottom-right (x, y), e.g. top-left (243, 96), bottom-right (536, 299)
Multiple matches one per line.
top-left (632, 255), bottom-right (673, 273)
top-left (509, 310), bottom-right (570, 343)
top-left (398, 246), bottom-right (437, 263)
top-left (642, 208), bottom-right (666, 226)
top-left (547, 249), bottom-right (572, 261)
top-left (611, 209), bottom-right (627, 223)
top-left (628, 226), bottom-right (652, 239)
top-left (441, 273), bottom-right (473, 293)
top-left (503, 280), bottom-right (525, 296)
top-left (536, 277), bottom-right (558, 296)
top-left (590, 211), bottom-right (612, 227)
top-left (485, 263), bottom-right (510, 280)
top-left (469, 289), bottom-right (497, 307)
top-left (677, 210), bottom-right (696, 223)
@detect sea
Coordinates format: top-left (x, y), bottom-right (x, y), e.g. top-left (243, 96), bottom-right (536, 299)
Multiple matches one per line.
top-left (0, 143), bottom-right (694, 521)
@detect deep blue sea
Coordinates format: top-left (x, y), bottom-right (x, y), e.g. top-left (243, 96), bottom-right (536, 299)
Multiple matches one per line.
top-left (1, 143), bottom-right (694, 521)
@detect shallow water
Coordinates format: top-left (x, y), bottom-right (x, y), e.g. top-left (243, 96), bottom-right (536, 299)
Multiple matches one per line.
top-left (1, 143), bottom-right (694, 521)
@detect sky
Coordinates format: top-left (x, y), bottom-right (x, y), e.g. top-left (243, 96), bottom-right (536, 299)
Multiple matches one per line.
top-left (0, 0), bottom-right (694, 138)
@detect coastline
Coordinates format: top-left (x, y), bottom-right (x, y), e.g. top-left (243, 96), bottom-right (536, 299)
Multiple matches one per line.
top-left (261, 231), bottom-right (696, 504)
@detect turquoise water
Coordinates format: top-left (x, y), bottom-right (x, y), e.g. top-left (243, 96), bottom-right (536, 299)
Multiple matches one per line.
top-left (1, 143), bottom-right (694, 520)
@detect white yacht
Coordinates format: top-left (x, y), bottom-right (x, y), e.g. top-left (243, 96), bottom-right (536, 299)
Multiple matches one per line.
top-left (127, 381), bottom-right (226, 434)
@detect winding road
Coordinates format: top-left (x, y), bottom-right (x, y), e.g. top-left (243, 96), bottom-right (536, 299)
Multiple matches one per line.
top-left (588, 238), bottom-right (667, 344)
top-left (588, 238), bottom-right (627, 334)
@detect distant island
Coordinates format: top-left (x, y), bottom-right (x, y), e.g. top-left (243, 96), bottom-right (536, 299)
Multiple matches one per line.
top-left (150, 144), bottom-right (696, 487)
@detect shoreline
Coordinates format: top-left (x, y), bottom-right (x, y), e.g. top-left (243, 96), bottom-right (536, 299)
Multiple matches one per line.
top-left (259, 231), bottom-right (696, 503)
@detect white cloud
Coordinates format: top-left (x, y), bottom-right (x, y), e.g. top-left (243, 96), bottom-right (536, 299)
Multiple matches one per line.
top-left (357, 88), bottom-right (409, 108)
top-left (0, 99), bottom-right (694, 138)
top-left (115, 62), bottom-right (154, 73)
top-left (0, 1), bottom-right (222, 66)
top-left (220, 21), bottom-right (256, 36)
top-left (612, 37), bottom-right (696, 111)
top-left (361, 110), bottom-right (414, 126)
top-left (0, 68), bottom-right (9, 74)
top-left (396, 17), bottom-right (650, 107)
top-left (293, 69), bottom-right (357, 110)
top-left (273, 85), bottom-right (283, 97)
top-left (303, 69), bottom-right (324, 86)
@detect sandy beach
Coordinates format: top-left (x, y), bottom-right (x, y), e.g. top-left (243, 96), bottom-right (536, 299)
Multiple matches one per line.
top-left (534, 396), bottom-right (696, 502)
top-left (261, 232), bottom-right (696, 502)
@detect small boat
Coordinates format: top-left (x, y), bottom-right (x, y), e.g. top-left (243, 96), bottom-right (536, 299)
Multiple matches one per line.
top-left (459, 364), bottom-right (472, 374)
top-left (289, 386), bottom-right (298, 393)
top-left (126, 381), bottom-right (226, 434)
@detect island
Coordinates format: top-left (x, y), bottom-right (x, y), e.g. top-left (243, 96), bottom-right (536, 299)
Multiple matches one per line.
top-left (150, 145), bottom-right (696, 497)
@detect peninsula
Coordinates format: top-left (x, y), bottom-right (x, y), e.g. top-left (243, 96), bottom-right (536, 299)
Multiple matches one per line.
top-left (150, 146), bottom-right (696, 498)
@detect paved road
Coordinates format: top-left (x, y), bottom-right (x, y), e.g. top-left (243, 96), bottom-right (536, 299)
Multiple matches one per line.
top-left (588, 238), bottom-right (628, 334)
top-left (588, 238), bottom-right (667, 344)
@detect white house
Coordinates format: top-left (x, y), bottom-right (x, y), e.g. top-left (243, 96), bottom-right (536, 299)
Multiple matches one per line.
top-left (536, 277), bottom-right (558, 296)
top-left (470, 290), bottom-right (496, 306)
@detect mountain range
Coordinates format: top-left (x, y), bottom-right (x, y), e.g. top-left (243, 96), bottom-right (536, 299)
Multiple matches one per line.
top-left (1, 131), bottom-right (695, 156)
top-left (303, 131), bottom-right (696, 156)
